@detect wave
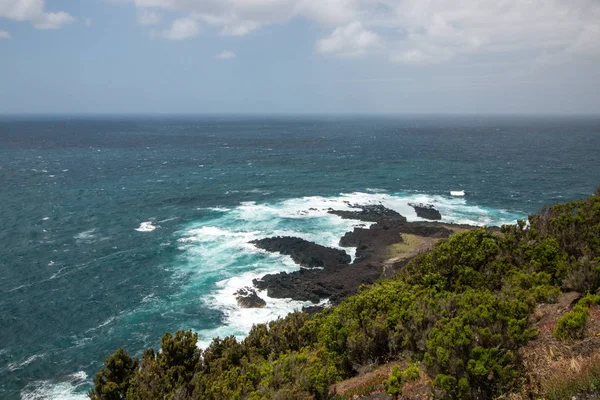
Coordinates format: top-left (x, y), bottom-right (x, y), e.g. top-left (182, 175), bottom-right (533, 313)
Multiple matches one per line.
top-left (365, 188), bottom-right (388, 193)
top-left (21, 372), bottom-right (89, 400)
top-left (7, 353), bottom-right (45, 372)
top-left (74, 229), bottom-right (97, 241)
top-left (205, 207), bottom-right (231, 212)
top-left (6, 283), bottom-right (33, 293)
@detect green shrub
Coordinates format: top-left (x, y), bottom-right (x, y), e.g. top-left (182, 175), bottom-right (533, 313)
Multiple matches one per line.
top-left (384, 364), bottom-right (420, 399)
top-left (402, 363), bottom-right (421, 382)
top-left (384, 366), bottom-right (403, 398)
top-left (554, 304), bottom-right (589, 341)
top-left (554, 293), bottom-right (600, 341)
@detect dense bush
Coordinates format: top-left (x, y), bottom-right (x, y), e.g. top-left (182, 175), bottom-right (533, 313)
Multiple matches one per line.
top-left (90, 190), bottom-right (600, 400)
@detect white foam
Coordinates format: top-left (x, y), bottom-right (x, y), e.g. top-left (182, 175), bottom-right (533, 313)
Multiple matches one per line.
top-left (158, 217), bottom-right (179, 223)
top-left (74, 229), bottom-right (96, 241)
top-left (206, 207), bottom-right (232, 212)
top-left (85, 316), bottom-right (116, 334)
top-left (366, 188), bottom-right (388, 193)
top-left (451, 190), bottom-right (466, 197)
top-left (197, 269), bottom-right (313, 345)
top-left (136, 222), bottom-right (157, 232)
top-left (21, 371), bottom-right (89, 400)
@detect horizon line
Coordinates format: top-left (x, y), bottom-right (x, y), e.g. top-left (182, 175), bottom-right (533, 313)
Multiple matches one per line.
top-left (1, 111), bottom-right (600, 119)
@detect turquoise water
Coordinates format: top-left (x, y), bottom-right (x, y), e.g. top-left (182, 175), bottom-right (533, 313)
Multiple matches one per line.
top-left (0, 115), bottom-right (599, 399)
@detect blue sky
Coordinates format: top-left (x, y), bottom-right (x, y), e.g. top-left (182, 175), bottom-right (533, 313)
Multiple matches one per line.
top-left (1, 0), bottom-right (599, 114)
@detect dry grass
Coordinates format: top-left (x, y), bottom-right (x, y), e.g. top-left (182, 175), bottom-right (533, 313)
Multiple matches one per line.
top-left (384, 234), bottom-right (436, 264)
top-left (383, 224), bottom-right (474, 266)
top-left (541, 354), bottom-right (600, 399)
top-left (332, 362), bottom-right (400, 397)
top-left (514, 293), bottom-right (600, 400)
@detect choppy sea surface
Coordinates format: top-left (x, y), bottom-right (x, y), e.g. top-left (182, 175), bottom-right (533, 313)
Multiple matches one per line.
top-left (1, 115), bottom-right (599, 399)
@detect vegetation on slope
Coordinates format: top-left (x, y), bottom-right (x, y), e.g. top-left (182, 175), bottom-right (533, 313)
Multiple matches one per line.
top-left (90, 188), bottom-right (600, 400)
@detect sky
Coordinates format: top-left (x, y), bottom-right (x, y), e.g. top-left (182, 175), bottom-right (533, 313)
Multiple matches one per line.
top-left (1, 0), bottom-right (599, 115)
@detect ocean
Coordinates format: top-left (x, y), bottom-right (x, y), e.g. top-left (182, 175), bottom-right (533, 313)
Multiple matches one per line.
top-left (0, 115), bottom-right (598, 399)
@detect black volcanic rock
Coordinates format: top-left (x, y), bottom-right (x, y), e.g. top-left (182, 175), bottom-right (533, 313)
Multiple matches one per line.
top-left (253, 271), bottom-right (331, 303)
top-left (409, 203), bottom-right (442, 220)
top-left (329, 204), bottom-right (407, 223)
top-left (234, 287), bottom-right (267, 308)
top-left (251, 237), bottom-right (351, 269)
top-left (248, 204), bottom-right (465, 307)
top-left (253, 263), bottom-right (382, 304)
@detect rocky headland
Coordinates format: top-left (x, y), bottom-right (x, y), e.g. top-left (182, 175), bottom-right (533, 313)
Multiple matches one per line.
top-left (249, 203), bottom-right (473, 307)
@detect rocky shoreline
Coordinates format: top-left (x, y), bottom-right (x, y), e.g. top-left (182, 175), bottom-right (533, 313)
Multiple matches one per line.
top-left (236, 203), bottom-right (475, 309)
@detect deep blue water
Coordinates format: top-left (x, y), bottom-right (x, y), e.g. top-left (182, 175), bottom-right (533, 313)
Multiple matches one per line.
top-left (0, 115), bottom-right (598, 399)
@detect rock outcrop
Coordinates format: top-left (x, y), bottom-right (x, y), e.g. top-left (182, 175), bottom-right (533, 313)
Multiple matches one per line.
top-left (409, 203), bottom-right (442, 220)
top-left (234, 287), bottom-right (267, 308)
top-left (251, 237), bottom-right (351, 269)
top-left (329, 204), bottom-right (406, 223)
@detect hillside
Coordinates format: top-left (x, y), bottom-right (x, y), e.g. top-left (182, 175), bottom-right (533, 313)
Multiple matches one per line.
top-left (89, 189), bottom-right (600, 400)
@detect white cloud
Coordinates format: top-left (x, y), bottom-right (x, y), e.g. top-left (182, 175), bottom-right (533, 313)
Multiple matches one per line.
top-left (0, 0), bottom-right (75, 30)
top-left (129, 0), bottom-right (358, 39)
top-left (316, 21), bottom-right (380, 57)
top-left (126, 0), bottom-right (600, 65)
top-left (381, 0), bottom-right (600, 64)
top-left (294, 0), bottom-right (357, 26)
top-left (160, 16), bottom-right (199, 40)
top-left (214, 19), bottom-right (260, 36)
top-left (215, 50), bottom-right (236, 59)
top-left (137, 9), bottom-right (160, 25)
top-left (32, 11), bottom-right (74, 30)
top-left (0, 29), bottom-right (10, 38)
